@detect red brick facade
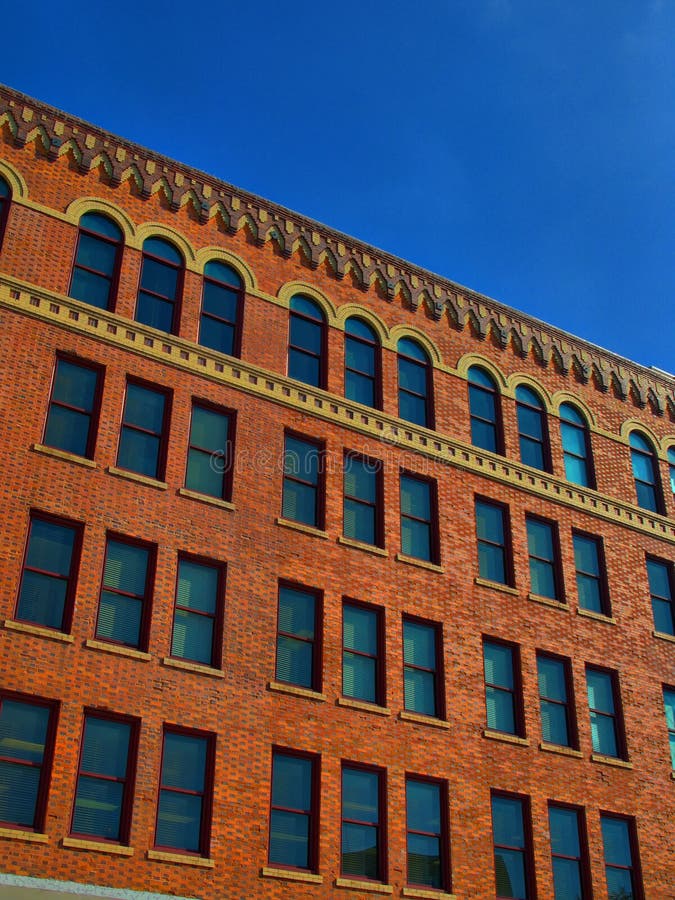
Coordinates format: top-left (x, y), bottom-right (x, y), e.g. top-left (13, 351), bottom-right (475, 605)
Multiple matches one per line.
top-left (0, 86), bottom-right (673, 900)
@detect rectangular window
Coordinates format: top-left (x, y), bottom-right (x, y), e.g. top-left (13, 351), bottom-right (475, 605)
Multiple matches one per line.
top-left (71, 712), bottom-right (137, 843)
top-left (475, 498), bottom-right (511, 585)
top-left (282, 434), bottom-right (323, 529)
top-left (185, 403), bottom-right (233, 500)
top-left (403, 617), bottom-right (442, 718)
top-left (343, 601), bottom-right (382, 705)
top-left (406, 777), bottom-right (447, 890)
top-left (44, 356), bottom-right (102, 458)
top-left (342, 765), bottom-right (385, 881)
top-left (537, 653), bottom-right (576, 748)
top-left (343, 454), bottom-right (382, 547)
top-left (269, 749), bottom-right (318, 871)
top-left (171, 557), bottom-right (224, 668)
top-left (117, 380), bottom-right (170, 480)
top-left (646, 557), bottom-right (674, 636)
top-left (491, 793), bottom-right (533, 899)
top-left (400, 472), bottom-right (437, 563)
top-left (95, 536), bottom-right (155, 650)
top-left (574, 532), bottom-right (610, 615)
top-left (155, 727), bottom-right (214, 855)
top-left (15, 513), bottom-right (82, 632)
top-left (526, 516), bottom-right (563, 601)
top-left (586, 667), bottom-right (625, 759)
top-left (483, 639), bottom-right (522, 736)
top-left (600, 815), bottom-right (642, 900)
top-left (0, 693), bottom-right (58, 831)
top-left (548, 804), bottom-right (589, 900)
top-left (663, 687), bottom-right (675, 770)
top-left (275, 583), bottom-right (321, 691)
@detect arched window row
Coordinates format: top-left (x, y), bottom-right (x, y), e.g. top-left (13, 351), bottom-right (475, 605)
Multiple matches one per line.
top-left (0, 176), bottom-right (11, 252)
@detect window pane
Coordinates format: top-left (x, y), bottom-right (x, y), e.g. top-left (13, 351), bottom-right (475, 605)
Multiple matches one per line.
top-left (288, 349), bottom-right (320, 386)
top-left (537, 657), bottom-right (566, 701)
top-left (577, 574), bottom-right (602, 612)
top-left (401, 477), bottom-right (430, 519)
top-left (272, 754), bottom-right (311, 811)
top-left (346, 337), bottom-right (375, 376)
top-left (51, 361), bottom-right (97, 409)
top-left (346, 370), bottom-right (375, 407)
top-left (552, 857), bottom-right (582, 900)
top-left (186, 448), bottom-right (222, 497)
top-left (276, 636), bottom-right (313, 687)
top-left (495, 848), bottom-right (527, 898)
top-left (44, 406), bottom-right (91, 457)
top-left (124, 385), bottom-right (165, 432)
top-left (0, 700), bottom-right (49, 764)
top-left (73, 776), bottom-right (124, 840)
top-left (76, 232), bottom-right (117, 275)
top-left (541, 702), bottom-right (568, 745)
top-left (399, 392), bottom-right (427, 427)
top-left (81, 718), bottom-right (130, 778)
top-left (404, 621), bottom-right (435, 668)
top-left (574, 535), bottom-right (599, 575)
top-left (176, 562), bottom-right (217, 615)
top-left (471, 418), bottom-right (498, 452)
top-left (520, 436), bottom-right (545, 470)
top-left (399, 358), bottom-right (427, 394)
top-left (16, 571), bottom-right (67, 629)
top-left (404, 668), bottom-right (436, 716)
top-left (191, 407), bottom-right (229, 451)
top-left (560, 421), bottom-right (587, 456)
top-left (162, 733), bottom-right (206, 792)
top-left (343, 652), bottom-right (376, 702)
top-left (549, 806), bottom-right (580, 856)
top-left (484, 643), bottom-right (514, 688)
top-left (407, 780), bottom-right (440, 833)
top-left (97, 591), bottom-right (142, 646)
top-left (104, 541), bottom-right (148, 596)
top-left (476, 502), bottom-right (504, 543)
top-left (342, 823), bottom-right (378, 878)
top-left (486, 688), bottom-right (515, 733)
top-left (408, 833), bottom-right (441, 887)
top-left (601, 817), bottom-right (631, 865)
top-left (156, 792), bottom-right (202, 851)
top-left (26, 519), bottom-right (75, 575)
top-left (344, 605), bottom-right (377, 655)
top-left (136, 293), bottom-right (174, 332)
top-left (199, 316), bottom-right (235, 356)
top-left (270, 810), bottom-right (309, 868)
top-left (587, 670), bottom-right (614, 713)
top-left (527, 520), bottom-right (553, 559)
top-left (564, 455), bottom-right (589, 486)
top-left (202, 281), bottom-right (238, 320)
top-left (479, 544), bottom-right (506, 583)
top-left (343, 768), bottom-right (379, 822)
top-left (401, 517), bottom-right (431, 561)
top-left (172, 610), bottom-right (213, 664)
top-left (141, 257), bottom-right (178, 298)
top-left (80, 213), bottom-right (122, 240)
top-left (70, 268), bottom-right (112, 309)
top-left (344, 499), bottom-right (375, 544)
top-left (282, 480), bottom-right (316, 526)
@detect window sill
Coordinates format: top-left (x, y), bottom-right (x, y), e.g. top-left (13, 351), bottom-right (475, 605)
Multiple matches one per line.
top-left (395, 553), bottom-right (444, 574)
top-left (146, 849), bottom-right (214, 868)
top-left (577, 608), bottom-right (616, 625)
top-left (399, 710), bottom-right (450, 730)
top-left (276, 517), bottom-right (329, 539)
top-left (107, 466), bottom-right (167, 490)
top-left (335, 877), bottom-right (393, 894)
top-left (177, 487), bottom-right (235, 511)
top-left (402, 887), bottom-right (457, 899)
top-left (4, 620), bottom-right (74, 643)
top-left (539, 742), bottom-right (583, 759)
top-left (474, 577), bottom-right (518, 596)
top-left (527, 593), bottom-right (569, 611)
top-left (85, 639), bottom-right (151, 661)
top-left (483, 729), bottom-right (529, 747)
top-left (268, 681), bottom-right (327, 702)
top-left (62, 837), bottom-right (133, 856)
top-left (653, 629), bottom-right (675, 644)
top-left (338, 535), bottom-right (388, 557)
top-left (162, 657), bottom-right (224, 678)
top-left (590, 753), bottom-right (633, 769)
top-left (32, 443), bottom-right (97, 468)
top-left (337, 697), bottom-right (391, 716)
top-left (261, 867), bottom-right (323, 884)
top-left (0, 827), bottom-right (48, 844)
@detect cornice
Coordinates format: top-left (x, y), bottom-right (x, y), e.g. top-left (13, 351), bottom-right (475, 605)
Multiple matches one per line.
top-left (0, 84), bottom-right (672, 417)
top-left (1, 274), bottom-right (672, 546)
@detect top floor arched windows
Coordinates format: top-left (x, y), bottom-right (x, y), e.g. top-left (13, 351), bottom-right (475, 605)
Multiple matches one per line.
top-left (345, 318), bottom-right (380, 409)
top-left (199, 261), bottom-right (243, 358)
top-left (668, 446), bottom-right (675, 499)
top-left (629, 432), bottom-right (662, 513)
top-left (69, 212), bottom-right (123, 311)
top-left (0, 177), bottom-right (11, 252)
top-left (515, 385), bottom-right (550, 472)
top-left (288, 295), bottom-right (326, 389)
top-left (559, 403), bottom-right (594, 488)
top-left (397, 338), bottom-right (433, 429)
top-left (135, 237), bottom-right (184, 334)
top-left (467, 366), bottom-right (502, 453)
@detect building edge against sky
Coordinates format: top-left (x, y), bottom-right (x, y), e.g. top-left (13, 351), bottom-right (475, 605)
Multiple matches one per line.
top-left (0, 83), bottom-right (673, 900)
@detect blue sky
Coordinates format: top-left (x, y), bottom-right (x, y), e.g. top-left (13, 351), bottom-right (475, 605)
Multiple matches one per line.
top-left (3, 1), bottom-right (673, 372)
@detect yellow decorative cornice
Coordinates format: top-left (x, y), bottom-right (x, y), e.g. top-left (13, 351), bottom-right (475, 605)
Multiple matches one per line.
top-left (1, 273), bottom-right (672, 545)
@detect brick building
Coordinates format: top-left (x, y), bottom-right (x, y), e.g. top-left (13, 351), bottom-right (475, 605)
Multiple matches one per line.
top-left (0, 84), bottom-right (673, 900)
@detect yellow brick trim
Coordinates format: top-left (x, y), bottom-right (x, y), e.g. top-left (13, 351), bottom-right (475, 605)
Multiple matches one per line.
top-left (399, 710), bottom-right (450, 730)
top-left (590, 754), bottom-right (633, 770)
top-left (483, 730), bottom-right (529, 747)
top-left (177, 487), bottom-right (235, 511)
top-left (334, 304), bottom-right (389, 342)
top-left (335, 877), bottom-right (393, 894)
top-left (388, 324), bottom-right (442, 365)
top-left (528, 593), bottom-right (570, 612)
top-left (337, 697), bottom-right (391, 716)
top-left (107, 466), bottom-right (168, 490)
top-left (62, 837), bottom-right (133, 856)
top-left (0, 827), bottom-right (48, 843)
top-left (32, 443), bottom-right (97, 468)
top-left (261, 867), bottom-right (323, 884)
top-left (133, 222), bottom-right (196, 262)
top-left (402, 888), bottom-right (457, 900)
top-left (396, 553), bottom-right (445, 574)
top-left (161, 657), bottom-right (224, 678)
top-left (1, 277), bottom-right (673, 545)
top-left (268, 681), bottom-right (327, 703)
top-left (276, 517), bottom-right (329, 539)
top-left (63, 197), bottom-right (136, 241)
top-left (455, 353), bottom-right (509, 389)
top-left (0, 159), bottom-right (28, 198)
top-left (276, 281), bottom-right (338, 321)
top-left (337, 535), bottom-right (389, 557)
top-left (474, 577), bottom-right (519, 597)
top-left (576, 608), bottom-right (617, 626)
top-left (193, 246), bottom-right (257, 290)
top-left (4, 619), bottom-right (74, 643)
top-left (146, 849), bottom-right (214, 868)
top-left (85, 639), bottom-right (152, 661)
top-left (539, 742), bottom-right (583, 759)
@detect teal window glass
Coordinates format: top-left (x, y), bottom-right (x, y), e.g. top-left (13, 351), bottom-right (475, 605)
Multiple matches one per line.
top-left (668, 446), bottom-right (675, 496)
top-left (400, 474), bottom-right (435, 562)
top-left (629, 432), bottom-right (660, 513)
top-left (276, 585), bottom-right (318, 690)
top-left (16, 515), bottom-right (79, 631)
top-left (282, 435), bottom-right (322, 527)
top-left (484, 641), bottom-right (519, 735)
top-left (117, 382), bottom-right (168, 480)
top-left (647, 557), bottom-right (674, 636)
top-left (44, 358), bottom-right (100, 458)
top-left (537, 655), bottom-right (572, 747)
top-left (406, 779), bottom-right (444, 889)
top-left (156, 730), bottom-right (211, 854)
top-left (587, 668), bottom-right (621, 758)
top-left (516, 386), bottom-right (548, 471)
top-left (69, 212), bottom-right (122, 310)
top-left (345, 318), bottom-right (379, 408)
top-left (269, 751), bottom-right (315, 870)
top-left (549, 806), bottom-right (586, 900)
top-left (342, 766), bottom-right (382, 880)
top-left (404, 619), bottom-right (440, 717)
top-left (560, 404), bottom-right (592, 487)
top-left (185, 405), bottom-right (231, 499)
top-left (527, 517), bottom-right (560, 600)
top-left (343, 603), bottom-right (380, 704)
top-left (136, 237), bottom-right (182, 334)
top-left (601, 816), bottom-right (639, 900)
top-left (288, 295), bottom-right (325, 387)
top-left (344, 455), bottom-right (380, 546)
top-left (397, 338), bottom-right (431, 428)
top-left (0, 696), bottom-right (54, 830)
top-left (476, 499), bottom-right (509, 585)
top-left (491, 794), bottom-right (530, 899)
top-left (171, 559), bottom-right (221, 667)
top-left (72, 715), bottom-right (134, 842)
top-left (663, 688), bottom-right (675, 770)
top-left (96, 538), bottom-right (152, 649)
top-left (468, 366), bottom-right (500, 453)
top-left (574, 533), bottom-right (608, 615)
top-left (199, 261), bottom-right (242, 357)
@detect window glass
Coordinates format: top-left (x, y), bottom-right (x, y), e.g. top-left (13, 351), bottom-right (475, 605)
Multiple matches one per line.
top-left (527, 518), bottom-right (559, 600)
top-left (156, 731), bottom-right (210, 853)
top-left (342, 767), bottom-right (382, 880)
top-left (629, 432), bottom-right (660, 512)
top-left (476, 500), bottom-right (508, 584)
top-left (398, 338), bottom-right (431, 427)
top-left (587, 669), bottom-right (619, 757)
top-left (270, 752), bottom-right (314, 869)
top-left (646, 558), bottom-right (674, 636)
top-left (404, 619), bottom-right (438, 717)
top-left (400, 474), bottom-right (434, 562)
top-left (345, 318), bottom-right (379, 408)
top-left (276, 585), bottom-right (318, 690)
top-left (668, 446), bottom-right (675, 496)
top-left (96, 539), bottom-right (151, 648)
top-left (69, 213), bottom-right (122, 310)
top-left (344, 456), bottom-right (379, 545)
top-left (406, 779), bottom-right (443, 888)
top-left (136, 238), bottom-right (182, 333)
top-left (491, 795), bottom-right (529, 899)
top-left (574, 534), bottom-right (607, 614)
top-left (0, 697), bottom-right (53, 830)
top-left (343, 603), bottom-right (379, 703)
top-left (282, 435), bottom-right (322, 527)
top-left (199, 262), bottom-right (242, 357)
top-left (663, 689), bottom-right (675, 770)
top-left (516, 385), bottom-right (548, 471)
top-left (16, 516), bottom-right (79, 631)
top-left (171, 559), bottom-right (220, 666)
top-left (288, 295), bottom-right (325, 388)
top-left (549, 806), bottom-right (585, 900)
top-left (468, 367), bottom-right (500, 452)
top-left (601, 816), bottom-right (638, 900)
top-left (537, 655), bottom-right (571, 746)
top-left (44, 358), bottom-right (100, 458)
top-left (484, 641), bottom-right (517, 735)
top-left (560, 403), bottom-right (592, 487)
top-left (117, 383), bottom-right (168, 480)
top-left (185, 405), bottom-right (231, 499)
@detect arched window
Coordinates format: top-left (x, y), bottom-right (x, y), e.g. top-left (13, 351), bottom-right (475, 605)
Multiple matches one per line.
top-left (0, 177), bottom-right (10, 251)
top-left (199, 261), bottom-right (243, 357)
top-left (397, 338), bottom-right (433, 428)
top-left (136, 237), bottom-right (183, 334)
top-left (288, 295), bottom-right (326, 388)
top-left (629, 432), bottom-right (662, 513)
top-left (69, 212), bottom-right (123, 311)
top-left (345, 318), bottom-right (380, 408)
top-left (668, 446), bottom-right (675, 498)
top-left (468, 366), bottom-right (502, 453)
top-left (516, 385), bottom-right (550, 471)
top-left (559, 403), bottom-right (594, 487)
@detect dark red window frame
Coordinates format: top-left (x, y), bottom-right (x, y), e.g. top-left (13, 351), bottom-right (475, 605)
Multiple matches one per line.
top-left (467, 365), bottom-right (503, 454)
top-left (536, 651), bottom-right (579, 749)
top-left (343, 452), bottom-right (383, 548)
top-left (599, 813), bottom-right (644, 900)
top-left (184, 400), bottom-right (235, 502)
top-left (573, 530), bottom-right (611, 617)
top-left (95, 533), bottom-right (157, 651)
top-left (400, 470), bottom-right (440, 565)
top-left (483, 636), bottom-right (525, 737)
top-left (0, 176), bottom-right (11, 253)
top-left (15, 510), bottom-right (84, 633)
top-left (547, 801), bottom-right (591, 900)
top-left (586, 665), bottom-right (628, 760)
top-left (275, 581), bottom-right (323, 692)
top-left (475, 496), bottom-right (513, 587)
top-left (281, 431), bottom-right (326, 529)
top-left (44, 354), bottom-right (104, 460)
top-left (342, 598), bottom-right (386, 706)
top-left (491, 790), bottom-right (536, 900)
top-left (526, 514), bottom-right (565, 602)
top-left (170, 554), bottom-right (226, 669)
top-left (516, 384), bottom-right (551, 472)
top-left (268, 746), bottom-right (320, 872)
top-left (341, 761), bottom-right (387, 882)
top-left (117, 377), bottom-right (172, 481)
top-left (405, 774), bottom-right (450, 891)
top-left (0, 691), bottom-right (59, 832)
top-left (199, 261), bottom-right (244, 358)
top-left (135, 238), bottom-right (184, 335)
top-left (68, 213), bottom-right (123, 312)
top-left (288, 295), bottom-right (327, 389)
top-left (344, 317), bottom-right (382, 409)
top-left (154, 725), bottom-right (215, 857)
top-left (397, 339), bottom-right (434, 429)
top-left (403, 615), bottom-right (445, 720)
top-left (70, 709), bottom-right (139, 844)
